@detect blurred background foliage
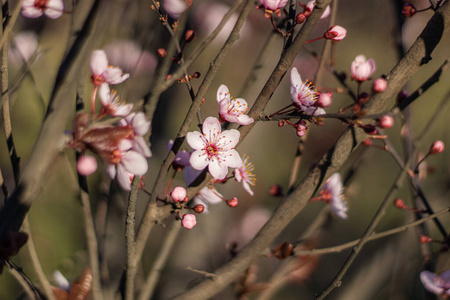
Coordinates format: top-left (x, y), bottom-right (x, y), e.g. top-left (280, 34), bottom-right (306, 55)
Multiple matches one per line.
top-left (0, 0), bottom-right (449, 299)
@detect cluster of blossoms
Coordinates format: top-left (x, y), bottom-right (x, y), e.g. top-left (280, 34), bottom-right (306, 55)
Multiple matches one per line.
top-left (70, 50), bottom-right (151, 191)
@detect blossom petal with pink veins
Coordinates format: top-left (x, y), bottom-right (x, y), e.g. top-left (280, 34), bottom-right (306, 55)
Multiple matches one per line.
top-left (22, 1), bottom-right (44, 18)
top-left (131, 112), bottom-right (151, 136)
top-left (225, 149), bottom-right (243, 168)
top-left (202, 116), bottom-right (221, 135)
top-left (303, 106), bottom-right (326, 116)
top-left (189, 150), bottom-right (210, 170)
top-left (90, 50), bottom-right (109, 76)
top-left (114, 103), bottom-right (133, 117)
top-left (216, 84), bottom-right (230, 103)
top-left (243, 181), bottom-right (254, 196)
top-left (45, 0), bottom-right (64, 19)
top-left (220, 129), bottom-right (240, 149)
top-left (420, 271), bottom-right (445, 295)
top-left (236, 114), bottom-right (254, 125)
top-left (98, 83), bottom-right (111, 106)
top-left (186, 132), bottom-right (206, 151)
top-left (198, 187), bottom-right (223, 204)
top-left (117, 164), bottom-right (133, 191)
top-left (208, 159), bottom-right (228, 180)
top-left (102, 68), bottom-right (130, 84)
top-left (121, 151), bottom-right (148, 175)
top-left (133, 136), bottom-right (152, 157)
top-left (119, 139), bottom-right (133, 152)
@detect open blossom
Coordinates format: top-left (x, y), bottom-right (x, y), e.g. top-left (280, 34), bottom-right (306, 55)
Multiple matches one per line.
top-left (120, 112), bottom-right (152, 158)
top-left (290, 67), bottom-right (325, 116)
top-left (105, 140), bottom-right (148, 191)
top-left (163, 0), bottom-right (188, 19)
top-left (305, 1), bottom-right (330, 19)
top-left (351, 55), bottom-right (376, 82)
top-left (324, 25), bottom-right (347, 41)
top-left (234, 155), bottom-right (256, 196)
top-left (420, 270), bottom-right (450, 296)
top-left (259, 0), bottom-right (289, 18)
top-left (320, 173), bottom-right (347, 219)
top-left (90, 50), bottom-right (130, 86)
top-left (98, 83), bottom-right (133, 117)
top-left (186, 117), bottom-right (242, 180)
top-left (22, 0), bottom-right (64, 19)
top-left (217, 85), bottom-right (254, 125)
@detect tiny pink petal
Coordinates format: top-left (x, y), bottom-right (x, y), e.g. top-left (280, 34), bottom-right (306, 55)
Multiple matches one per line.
top-left (45, 0), bottom-right (64, 19)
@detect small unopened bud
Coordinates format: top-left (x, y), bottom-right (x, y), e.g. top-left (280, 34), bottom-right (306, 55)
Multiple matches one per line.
top-left (157, 48), bottom-right (167, 58)
top-left (362, 124), bottom-right (377, 135)
top-left (394, 198), bottom-right (406, 209)
top-left (181, 214), bottom-right (197, 229)
top-left (363, 138), bottom-right (373, 146)
top-left (377, 115), bottom-right (394, 129)
top-left (272, 242), bottom-right (294, 259)
top-left (166, 74), bottom-right (172, 81)
top-left (77, 155), bottom-right (97, 176)
top-left (397, 90), bottom-right (408, 104)
top-left (372, 78), bottom-right (387, 93)
top-left (194, 204), bottom-right (205, 213)
top-left (429, 140), bottom-right (444, 154)
top-left (201, 97), bottom-right (206, 105)
top-left (185, 30), bottom-right (195, 42)
top-left (295, 13), bottom-right (306, 24)
top-left (192, 71), bottom-right (201, 78)
top-left (318, 92), bottom-right (333, 108)
top-left (278, 120), bottom-right (285, 127)
top-left (269, 185), bottom-right (283, 196)
top-left (324, 25), bottom-right (347, 41)
top-left (402, 3), bottom-right (416, 17)
top-left (226, 197), bottom-right (238, 207)
top-left (419, 235), bottom-right (432, 244)
top-left (171, 186), bottom-right (187, 202)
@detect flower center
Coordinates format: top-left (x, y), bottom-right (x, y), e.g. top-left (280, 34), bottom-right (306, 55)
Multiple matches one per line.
top-left (205, 143), bottom-right (218, 158)
top-left (91, 74), bottom-right (105, 87)
top-left (34, 0), bottom-right (48, 9)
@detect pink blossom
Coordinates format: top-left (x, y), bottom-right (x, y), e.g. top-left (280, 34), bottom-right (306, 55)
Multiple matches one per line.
top-left (234, 155), bottom-right (255, 196)
top-left (186, 117), bottom-right (242, 180)
top-left (350, 55), bottom-right (376, 82)
top-left (163, 0), bottom-right (187, 20)
top-left (290, 67), bottom-right (326, 116)
top-left (10, 32), bottom-right (39, 64)
top-left (320, 173), bottom-right (347, 219)
top-left (226, 197), bottom-right (238, 207)
top-left (372, 78), bottom-right (387, 93)
top-left (171, 186), bottom-right (187, 202)
top-left (77, 155), bottom-right (98, 176)
top-left (181, 214), bottom-right (197, 229)
top-left (317, 92), bottom-right (332, 108)
top-left (98, 84), bottom-right (133, 117)
top-left (377, 115), bottom-right (394, 129)
top-left (306, 1), bottom-right (330, 19)
top-left (420, 270), bottom-right (450, 296)
top-left (217, 85), bottom-right (254, 125)
top-left (429, 140), bottom-right (445, 154)
top-left (90, 50), bottom-right (130, 87)
top-left (105, 140), bottom-right (148, 191)
top-left (53, 270), bottom-right (70, 291)
top-left (120, 112), bottom-right (152, 158)
top-left (259, 0), bottom-right (289, 18)
top-left (22, 0), bottom-right (64, 19)
top-left (105, 40), bottom-right (157, 75)
top-left (324, 25), bottom-right (347, 41)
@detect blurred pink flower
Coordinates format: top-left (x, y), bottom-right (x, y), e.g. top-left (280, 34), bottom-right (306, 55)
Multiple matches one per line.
top-left (181, 214), bottom-right (197, 229)
top-left (77, 155), bottom-right (97, 176)
top-left (22, 0), bottom-right (64, 19)
top-left (320, 173), bottom-right (347, 219)
top-left (317, 92), bottom-right (332, 108)
top-left (11, 32), bottom-right (39, 64)
top-left (120, 112), bottom-right (152, 158)
top-left (186, 117), bottom-right (242, 180)
top-left (350, 55), bottom-right (376, 82)
top-left (372, 78), bottom-right (387, 93)
top-left (98, 84), bottom-right (133, 117)
top-left (429, 140), bottom-right (445, 154)
top-left (171, 186), bottom-right (187, 202)
top-left (163, 0), bottom-right (187, 20)
top-left (217, 85), bottom-right (254, 125)
top-left (106, 140), bottom-right (148, 191)
top-left (105, 40), bottom-right (157, 75)
top-left (234, 155), bottom-right (255, 196)
top-left (90, 50), bottom-right (130, 87)
top-left (306, 1), bottom-right (330, 18)
top-left (324, 25), bottom-right (347, 41)
top-left (420, 270), bottom-right (450, 296)
top-left (290, 67), bottom-right (325, 116)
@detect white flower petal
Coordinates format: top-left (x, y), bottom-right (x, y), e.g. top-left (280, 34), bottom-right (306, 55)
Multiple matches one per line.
top-left (198, 187), bottom-right (223, 204)
top-left (98, 83), bottom-right (111, 106)
top-left (117, 164), bottom-right (132, 191)
top-left (223, 149), bottom-right (242, 168)
top-left (216, 84), bottom-right (230, 103)
top-left (220, 129), bottom-right (240, 149)
top-left (90, 50), bottom-right (109, 76)
top-left (106, 164), bottom-right (116, 179)
top-left (208, 158), bottom-right (228, 180)
top-left (420, 271), bottom-right (445, 295)
top-left (131, 112), bottom-right (151, 136)
top-left (189, 150), bottom-right (209, 171)
top-left (133, 136), bottom-right (152, 157)
top-left (186, 131), bottom-right (205, 150)
top-left (121, 151), bottom-right (148, 175)
top-left (102, 68), bottom-right (130, 84)
top-left (45, 0), bottom-right (64, 19)
top-left (202, 117), bottom-right (222, 135)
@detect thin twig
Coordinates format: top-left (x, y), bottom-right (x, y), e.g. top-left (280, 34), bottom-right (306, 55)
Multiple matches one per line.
top-left (125, 176), bottom-right (140, 300)
top-left (0, 0), bottom-right (25, 51)
top-left (6, 261), bottom-right (42, 300)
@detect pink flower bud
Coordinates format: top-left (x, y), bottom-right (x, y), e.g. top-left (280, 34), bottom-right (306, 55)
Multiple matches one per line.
top-left (317, 92), bottom-right (332, 108)
top-left (324, 25), bottom-right (346, 41)
top-left (394, 198), bottom-right (405, 209)
top-left (171, 186), bottom-right (187, 202)
top-left (181, 214), bottom-right (197, 229)
top-left (77, 155), bottom-right (97, 176)
top-left (226, 197), bottom-right (238, 207)
top-left (269, 185), bottom-right (283, 196)
top-left (194, 204), bottom-right (205, 213)
top-left (377, 115), bottom-right (394, 129)
top-left (185, 30), bottom-right (195, 42)
top-left (419, 235), bottom-right (432, 244)
top-left (295, 13), bottom-right (306, 24)
top-left (372, 78), bottom-right (387, 93)
top-left (157, 48), bottom-right (167, 58)
top-left (429, 140), bottom-right (444, 154)
top-left (402, 3), bottom-right (416, 17)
